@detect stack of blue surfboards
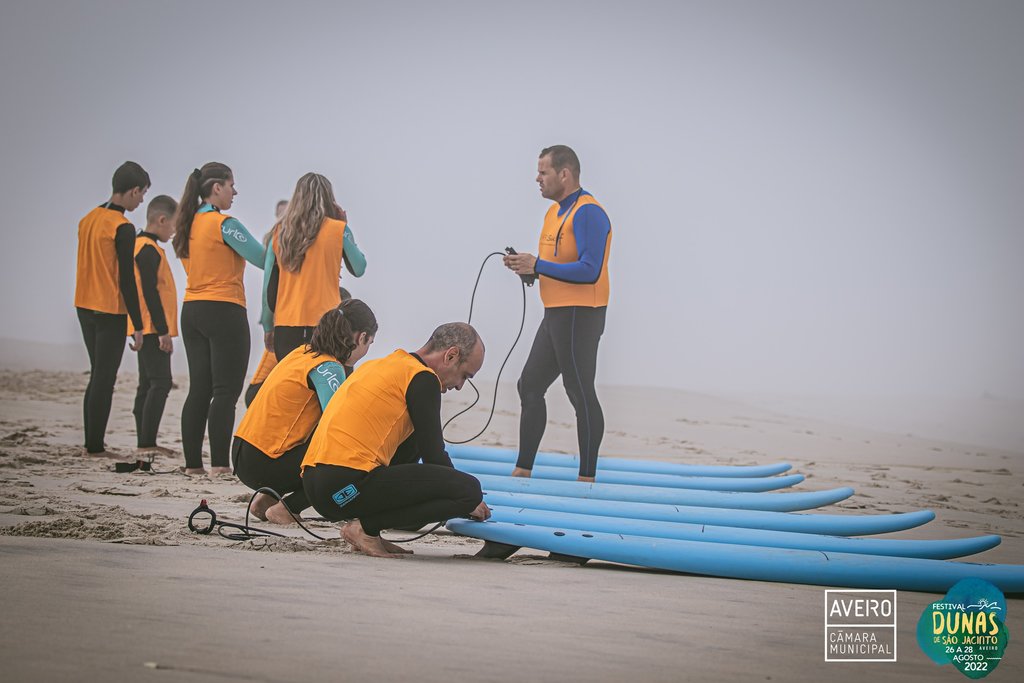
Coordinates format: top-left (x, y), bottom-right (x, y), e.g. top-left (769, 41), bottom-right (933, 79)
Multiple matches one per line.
top-left (444, 445), bottom-right (1024, 593)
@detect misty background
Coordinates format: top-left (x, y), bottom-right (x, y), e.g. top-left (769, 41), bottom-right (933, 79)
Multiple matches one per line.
top-left (1, 1), bottom-right (1021, 447)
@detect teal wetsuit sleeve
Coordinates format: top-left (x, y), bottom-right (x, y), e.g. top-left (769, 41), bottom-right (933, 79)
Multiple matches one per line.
top-left (308, 361), bottom-right (346, 410)
top-left (260, 247), bottom-right (275, 332)
top-left (342, 225), bottom-right (366, 277)
top-left (221, 217), bottom-right (266, 267)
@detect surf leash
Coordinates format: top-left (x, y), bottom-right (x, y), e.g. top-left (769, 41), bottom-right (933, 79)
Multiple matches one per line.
top-left (441, 250), bottom-right (528, 444)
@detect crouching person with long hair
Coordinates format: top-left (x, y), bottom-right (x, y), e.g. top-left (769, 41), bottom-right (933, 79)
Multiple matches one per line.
top-left (233, 299), bottom-right (377, 524)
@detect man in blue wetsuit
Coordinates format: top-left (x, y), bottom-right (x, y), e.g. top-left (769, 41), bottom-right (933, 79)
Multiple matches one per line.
top-left (504, 145), bottom-right (612, 482)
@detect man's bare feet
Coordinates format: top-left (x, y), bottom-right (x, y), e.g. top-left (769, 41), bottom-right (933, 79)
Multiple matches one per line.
top-left (181, 467), bottom-right (207, 476)
top-left (209, 466), bottom-right (233, 476)
top-left (577, 475), bottom-right (596, 483)
top-left (247, 492), bottom-right (275, 522)
top-left (265, 501), bottom-right (298, 525)
top-left (341, 520), bottom-right (403, 558)
top-left (380, 538), bottom-right (414, 554)
top-left (511, 467), bottom-right (532, 478)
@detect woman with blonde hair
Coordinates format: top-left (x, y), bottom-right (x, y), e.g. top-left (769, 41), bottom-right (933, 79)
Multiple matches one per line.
top-left (261, 172), bottom-right (366, 359)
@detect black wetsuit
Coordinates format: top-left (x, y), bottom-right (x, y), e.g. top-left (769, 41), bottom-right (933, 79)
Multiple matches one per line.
top-left (232, 438), bottom-right (311, 514)
top-left (516, 306), bottom-right (607, 478)
top-left (180, 301), bottom-right (249, 469)
top-left (132, 233), bottom-right (172, 448)
top-left (77, 203), bottom-right (143, 453)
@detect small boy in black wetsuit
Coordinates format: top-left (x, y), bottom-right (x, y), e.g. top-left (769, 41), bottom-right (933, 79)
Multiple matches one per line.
top-left (130, 195), bottom-right (179, 455)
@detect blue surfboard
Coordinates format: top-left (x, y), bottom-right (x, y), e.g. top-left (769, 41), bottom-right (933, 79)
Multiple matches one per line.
top-left (453, 458), bottom-right (803, 492)
top-left (482, 491), bottom-right (935, 536)
top-left (486, 506), bottom-right (1000, 559)
top-left (483, 493), bottom-right (933, 536)
top-left (447, 520), bottom-right (1024, 593)
top-left (448, 444), bottom-right (791, 477)
top-left (474, 473), bottom-right (853, 512)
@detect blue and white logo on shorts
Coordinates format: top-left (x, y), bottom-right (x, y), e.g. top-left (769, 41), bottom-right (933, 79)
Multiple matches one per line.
top-left (332, 484), bottom-right (359, 508)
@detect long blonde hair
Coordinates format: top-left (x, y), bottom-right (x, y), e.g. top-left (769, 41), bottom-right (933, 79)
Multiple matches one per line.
top-left (276, 172), bottom-right (342, 272)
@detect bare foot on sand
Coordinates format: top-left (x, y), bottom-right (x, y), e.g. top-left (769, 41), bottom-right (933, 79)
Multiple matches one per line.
top-left (511, 467), bottom-right (532, 478)
top-left (380, 538), bottom-right (414, 554)
top-left (265, 501), bottom-right (298, 525)
top-left (342, 520), bottom-right (403, 558)
top-left (209, 466), bottom-right (233, 476)
top-left (137, 445), bottom-right (176, 457)
top-left (181, 467), bottom-right (207, 476)
top-left (247, 493), bottom-right (275, 521)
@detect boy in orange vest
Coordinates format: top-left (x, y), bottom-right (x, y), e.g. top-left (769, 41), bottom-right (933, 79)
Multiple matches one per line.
top-left (74, 161), bottom-right (149, 456)
top-left (130, 195), bottom-right (179, 454)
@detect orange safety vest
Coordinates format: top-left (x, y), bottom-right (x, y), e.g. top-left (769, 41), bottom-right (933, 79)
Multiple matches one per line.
top-left (235, 346), bottom-right (343, 458)
top-left (537, 193), bottom-right (612, 308)
top-left (74, 204), bottom-right (131, 314)
top-left (273, 218), bottom-right (346, 327)
top-left (302, 349), bottom-right (437, 472)
top-left (129, 235), bottom-right (178, 336)
top-left (249, 349), bottom-right (278, 385)
top-left (182, 210), bottom-right (246, 307)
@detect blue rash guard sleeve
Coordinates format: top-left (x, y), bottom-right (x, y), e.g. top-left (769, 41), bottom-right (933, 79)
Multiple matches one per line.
top-left (307, 361), bottom-right (346, 411)
top-left (343, 225), bottom-right (366, 277)
top-left (533, 203), bottom-right (610, 284)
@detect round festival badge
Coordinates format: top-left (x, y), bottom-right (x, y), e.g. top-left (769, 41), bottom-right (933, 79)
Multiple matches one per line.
top-left (916, 578), bottom-right (1010, 679)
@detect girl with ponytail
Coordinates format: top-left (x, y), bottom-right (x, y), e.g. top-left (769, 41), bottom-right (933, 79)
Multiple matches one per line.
top-left (233, 299), bottom-right (377, 524)
top-left (175, 163), bottom-right (266, 475)
top-left (261, 172), bottom-right (366, 360)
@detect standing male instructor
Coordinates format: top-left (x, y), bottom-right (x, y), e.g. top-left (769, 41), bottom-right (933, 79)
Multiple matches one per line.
top-left (504, 145), bottom-right (612, 482)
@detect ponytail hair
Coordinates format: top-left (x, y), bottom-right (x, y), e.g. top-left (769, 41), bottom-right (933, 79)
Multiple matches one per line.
top-left (308, 299), bottom-right (378, 364)
top-left (172, 162), bottom-right (233, 259)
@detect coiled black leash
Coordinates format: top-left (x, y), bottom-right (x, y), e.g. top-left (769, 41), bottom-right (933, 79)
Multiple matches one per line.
top-left (188, 488), bottom-right (329, 541)
top-left (187, 498), bottom-right (291, 541)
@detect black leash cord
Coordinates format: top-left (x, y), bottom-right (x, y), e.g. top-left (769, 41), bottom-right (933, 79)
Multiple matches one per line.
top-left (187, 498), bottom-right (289, 541)
top-left (243, 488), bottom-right (330, 541)
top-left (381, 522), bottom-right (444, 543)
top-left (442, 251), bottom-right (527, 444)
top-left (113, 453), bottom-right (179, 475)
top-left (189, 488), bottom-right (436, 544)
top-left (187, 488), bottom-right (329, 542)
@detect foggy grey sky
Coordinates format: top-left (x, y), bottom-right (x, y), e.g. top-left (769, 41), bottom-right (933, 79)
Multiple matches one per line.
top-left (1, 0), bottom-right (1021, 399)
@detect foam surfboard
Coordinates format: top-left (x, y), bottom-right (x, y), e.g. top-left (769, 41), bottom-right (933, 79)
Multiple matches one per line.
top-left (448, 444), bottom-right (791, 477)
top-left (486, 506), bottom-right (1000, 559)
top-left (474, 473), bottom-right (853, 512)
top-left (452, 458), bottom-right (804, 492)
top-left (447, 520), bottom-right (1024, 593)
top-left (482, 491), bottom-right (935, 536)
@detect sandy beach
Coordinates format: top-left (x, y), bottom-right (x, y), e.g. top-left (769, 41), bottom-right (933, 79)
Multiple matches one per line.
top-left (0, 340), bottom-right (1020, 682)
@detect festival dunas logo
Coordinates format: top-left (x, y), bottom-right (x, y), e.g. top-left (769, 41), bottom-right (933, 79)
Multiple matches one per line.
top-left (916, 578), bottom-right (1010, 678)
